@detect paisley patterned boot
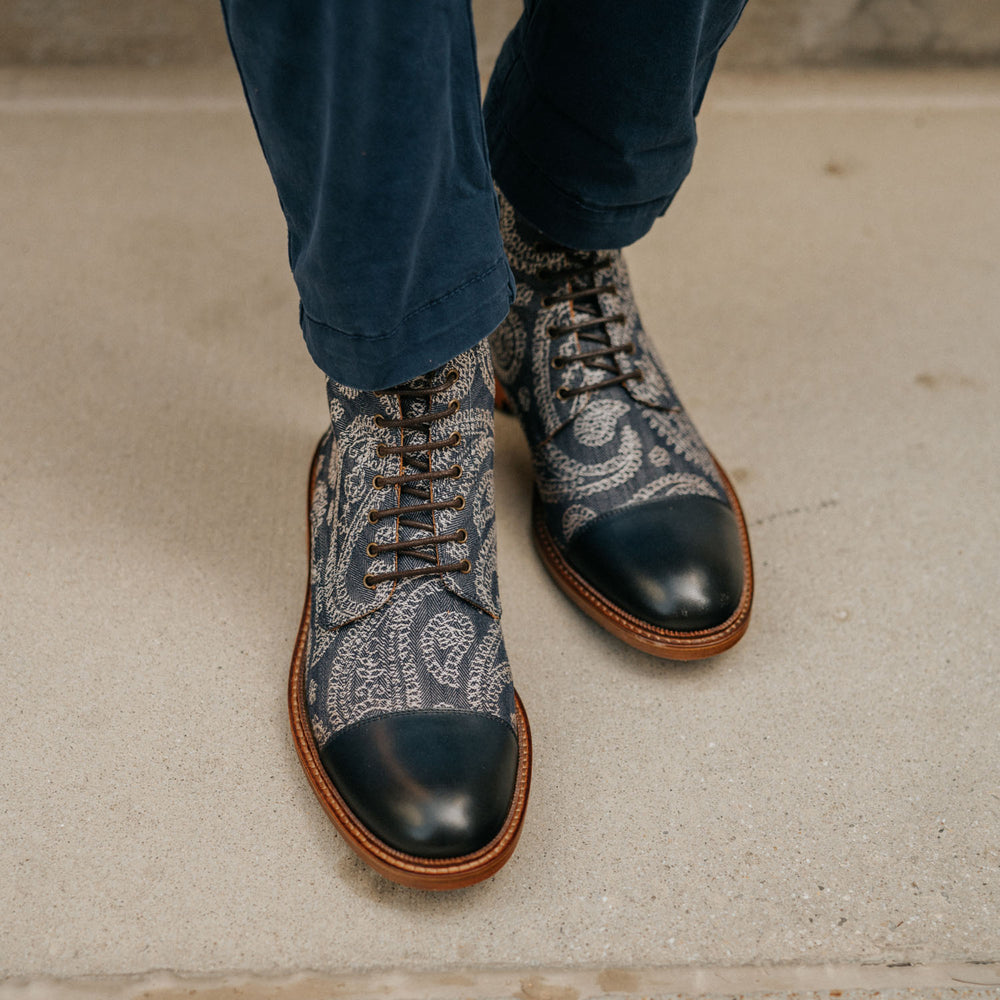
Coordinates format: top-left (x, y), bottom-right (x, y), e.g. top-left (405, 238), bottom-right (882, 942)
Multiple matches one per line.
top-left (288, 339), bottom-right (531, 889)
top-left (491, 194), bottom-right (753, 659)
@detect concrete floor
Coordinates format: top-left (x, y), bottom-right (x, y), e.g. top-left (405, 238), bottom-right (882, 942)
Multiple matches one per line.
top-left (0, 65), bottom-right (998, 999)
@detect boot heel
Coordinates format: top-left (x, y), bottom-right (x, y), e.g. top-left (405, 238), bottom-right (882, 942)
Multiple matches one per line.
top-left (494, 377), bottom-right (514, 414)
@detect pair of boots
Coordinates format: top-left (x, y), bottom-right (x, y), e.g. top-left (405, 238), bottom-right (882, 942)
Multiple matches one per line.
top-left (288, 197), bottom-right (754, 889)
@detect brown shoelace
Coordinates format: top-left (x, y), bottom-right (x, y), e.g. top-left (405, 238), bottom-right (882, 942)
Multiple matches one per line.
top-left (363, 369), bottom-right (470, 588)
top-left (539, 251), bottom-right (644, 400)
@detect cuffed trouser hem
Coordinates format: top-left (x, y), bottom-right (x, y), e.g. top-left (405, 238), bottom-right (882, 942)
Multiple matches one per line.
top-left (482, 0), bottom-right (743, 252)
top-left (482, 29), bottom-right (685, 251)
top-left (487, 125), bottom-right (680, 252)
top-left (301, 255), bottom-right (515, 391)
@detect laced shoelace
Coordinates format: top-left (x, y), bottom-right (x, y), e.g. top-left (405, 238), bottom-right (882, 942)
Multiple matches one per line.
top-left (363, 369), bottom-right (470, 589)
top-left (538, 249), bottom-right (645, 401)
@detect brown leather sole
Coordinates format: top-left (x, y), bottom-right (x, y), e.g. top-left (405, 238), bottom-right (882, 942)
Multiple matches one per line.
top-left (288, 441), bottom-right (532, 890)
top-left (531, 458), bottom-right (754, 660)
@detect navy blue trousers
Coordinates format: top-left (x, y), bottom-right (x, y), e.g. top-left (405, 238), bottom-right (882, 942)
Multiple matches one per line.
top-left (222, 0), bottom-right (747, 390)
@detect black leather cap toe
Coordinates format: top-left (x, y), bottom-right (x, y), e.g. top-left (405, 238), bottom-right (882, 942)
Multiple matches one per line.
top-left (565, 495), bottom-right (745, 632)
top-left (319, 711), bottom-right (518, 859)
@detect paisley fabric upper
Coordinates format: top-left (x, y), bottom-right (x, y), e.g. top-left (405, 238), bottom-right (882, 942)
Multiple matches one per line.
top-left (307, 340), bottom-right (516, 749)
top-left (491, 192), bottom-right (729, 550)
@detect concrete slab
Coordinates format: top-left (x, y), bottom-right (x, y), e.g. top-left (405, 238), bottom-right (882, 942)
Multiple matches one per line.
top-left (0, 66), bottom-right (998, 992)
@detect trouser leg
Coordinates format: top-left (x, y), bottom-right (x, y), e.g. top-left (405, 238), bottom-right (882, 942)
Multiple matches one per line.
top-left (483, 0), bottom-right (748, 250)
top-left (221, 0), bottom-right (514, 389)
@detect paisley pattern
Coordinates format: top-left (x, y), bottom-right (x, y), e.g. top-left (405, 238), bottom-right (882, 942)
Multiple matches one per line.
top-left (305, 339), bottom-right (516, 748)
top-left (490, 191), bottom-right (730, 550)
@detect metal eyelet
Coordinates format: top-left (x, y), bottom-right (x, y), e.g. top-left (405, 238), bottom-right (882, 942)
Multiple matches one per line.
top-left (449, 399), bottom-right (461, 414)
top-left (449, 464), bottom-right (462, 479)
top-left (556, 386), bottom-right (570, 401)
top-left (540, 296), bottom-right (554, 308)
top-left (456, 529), bottom-right (468, 543)
top-left (363, 574), bottom-right (378, 589)
top-left (372, 414), bottom-right (385, 428)
top-left (372, 475), bottom-right (387, 489)
top-left (449, 431), bottom-right (462, 446)
top-left (458, 559), bottom-right (472, 574)
top-left (551, 357), bottom-right (565, 369)
top-left (445, 368), bottom-right (460, 384)
top-left (453, 495), bottom-right (465, 511)
top-left (625, 343), bottom-right (636, 355)
top-left (634, 370), bottom-right (645, 383)
top-left (366, 543), bottom-right (379, 558)
top-left (367, 511), bottom-right (379, 524)
top-left (375, 443), bottom-right (389, 457)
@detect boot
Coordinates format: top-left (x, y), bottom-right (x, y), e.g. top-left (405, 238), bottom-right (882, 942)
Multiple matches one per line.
top-left (492, 193), bottom-right (753, 659)
top-left (288, 339), bottom-right (531, 888)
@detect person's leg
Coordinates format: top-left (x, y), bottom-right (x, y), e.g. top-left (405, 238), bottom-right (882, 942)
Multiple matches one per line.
top-left (484, 0), bottom-right (754, 658)
top-left (221, 0), bottom-right (514, 389)
top-left (484, 0), bottom-right (748, 250)
top-left (222, 0), bottom-right (530, 888)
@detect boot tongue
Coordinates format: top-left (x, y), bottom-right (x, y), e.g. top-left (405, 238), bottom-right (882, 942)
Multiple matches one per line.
top-left (569, 256), bottom-right (605, 322)
top-left (530, 235), bottom-right (607, 324)
top-left (510, 203), bottom-right (633, 408)
top-left (561, 252), bottom-right (622, 386)
top-left (394, 371), bottom-right (445, 577)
